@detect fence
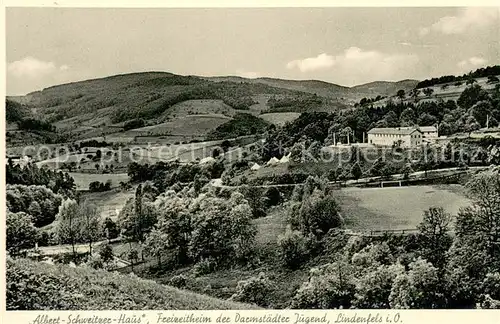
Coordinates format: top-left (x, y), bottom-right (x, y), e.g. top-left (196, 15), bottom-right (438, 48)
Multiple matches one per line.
top-left (341, 228), bottom-right (419, 237)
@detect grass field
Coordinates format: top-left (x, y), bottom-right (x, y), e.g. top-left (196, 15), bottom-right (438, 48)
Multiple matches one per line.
top-left (79, 188), bottom-right (135, 221)
top-left (69, 172), bottom-right (129, 190)
top-left (259, 112), bottom-right (301, 126)
top-left (336, 185), bottom-right (471, 231)
top-left (163, 99), bottom-right (240, 118)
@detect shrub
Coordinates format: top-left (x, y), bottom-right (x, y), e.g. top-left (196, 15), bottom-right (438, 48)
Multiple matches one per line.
top-left (7, 211), bottom-right (37, 255)
top-left (277, 227), bottom-right (309, 269)
top-left (297, 189), bottom-right (343, 237)
top-left (230, 272), bottom-right (273, 307)
top-left (169, 274), bottom-right (188, 288)
top-left (192, 259), bottom-right (217, 276)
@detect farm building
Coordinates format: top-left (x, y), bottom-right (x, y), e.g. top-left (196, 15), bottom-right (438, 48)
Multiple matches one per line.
top-left (367, 127), bottom-right (423, 147)
top-left (419, 126), bottom-right (438, 138)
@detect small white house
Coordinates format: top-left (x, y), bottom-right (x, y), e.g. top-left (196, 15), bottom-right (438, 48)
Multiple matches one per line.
top-left (419, 126), bottom-right (438, 138)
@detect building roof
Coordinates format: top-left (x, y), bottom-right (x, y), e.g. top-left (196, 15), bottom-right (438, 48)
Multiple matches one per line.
top-left (419, 126), bottom-right (438, 132)
top-left (367, 127), bottom-right (422, 135)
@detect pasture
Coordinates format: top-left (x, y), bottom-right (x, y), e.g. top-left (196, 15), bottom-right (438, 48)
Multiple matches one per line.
top-left (79, 188), bottom-right (135, 221)
top-left (259, 112), bottom-right (301, 126)
top-left (69, 172), bottom-right (130, 190)
top-left (337, 185), bottom-right (471, 231)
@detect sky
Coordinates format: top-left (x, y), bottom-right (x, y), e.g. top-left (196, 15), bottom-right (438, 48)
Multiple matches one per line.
top-left (6, 7), bottom-right (500, 95)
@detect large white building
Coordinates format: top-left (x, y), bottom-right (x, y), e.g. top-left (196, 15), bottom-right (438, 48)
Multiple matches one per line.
top-left (367, 127), bottom-right (423, 147)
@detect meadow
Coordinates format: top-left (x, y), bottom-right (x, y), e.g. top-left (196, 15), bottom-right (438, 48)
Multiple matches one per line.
top-left (337, 185), bottom-right (471, 231)
top-left (259, 112), bottom-right (301, 126)
top-left (69, 172), bottom-right (130, 190)
top-left (79, 188), bottom-right (135, 221)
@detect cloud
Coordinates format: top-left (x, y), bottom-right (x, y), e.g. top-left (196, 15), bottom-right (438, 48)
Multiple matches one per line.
top-left (7, 56), bottom-right (78, 95)
top-left (286, 53), bottom-right (335, 72)
top-left (236, 70), bottom-right (260, 79)
top-left (457, 56), bottom-right (488, 71)
top-left (286, 47), bottom-right (419, 85)
top-left (421, 7), bottom-right (500, 35)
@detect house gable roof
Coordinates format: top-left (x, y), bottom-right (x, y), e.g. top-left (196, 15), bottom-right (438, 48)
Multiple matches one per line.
top-left (367, 127), bottom-right (422, 135)
top-left (419, 126), bottom-right (438, 132)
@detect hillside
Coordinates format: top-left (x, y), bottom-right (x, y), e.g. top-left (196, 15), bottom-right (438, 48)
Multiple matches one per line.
top-left (350, 79), bottom-right (419, 99)
top-left (204, 76), bottom-right (350, 98)
top-left (6, 258), bottom-right (259, 310)
top-left (10, 72), bottom-right (314, 124)
top-left (204, 76), bottom-right (418, 101)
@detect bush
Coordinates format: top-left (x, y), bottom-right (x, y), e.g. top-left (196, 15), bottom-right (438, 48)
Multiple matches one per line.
top-left (230, 272), bottom-right (273, 307)
top-left (89, 180), bottom-right (112, 192)
top-left (297, 189), bottom-right (343, 237)
top-left (192, 259), bottom-right (217, 276)
top-left (277, 227), bottom-right (310, 269)
top-left (7, 211), bottom-right (37, 255)
top-left (123, 118), bottom-right (145, 131)
top-left (169, 274), bottom-right (188, 288)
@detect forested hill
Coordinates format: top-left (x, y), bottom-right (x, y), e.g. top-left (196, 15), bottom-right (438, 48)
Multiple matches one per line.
top-left (7, 71), bottom-right (418, 128)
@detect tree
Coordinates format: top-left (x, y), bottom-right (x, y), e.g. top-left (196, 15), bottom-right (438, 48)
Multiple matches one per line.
top-left (466, 78), bottom-right (477, 85)
top-left (6, 211), bottom-right (37, 255)
top-left (417, 113), bottom-right (438, 126)
top-left (417, 207), bottom-right (453, 269)
top-left (153, 193), bottom-right (192, 264)
top-left (396, 89), bottom-right (406, 100)
top-left (188, 193), bottom-right (257, 265)
top-left (230, 272), bottom-right (273, 307)
top-left (240, 186), bottom-right (268, 218)
top-left (353, 263), bottom-right (405, 308)
top-left (277, 227), bottom-right (310, 269)
top-left (143, 228), bottom-right (170, 267)
top-left (127, 248), bottom-right (139, 271)
top-left (79, 201), bottom-right (101, 255)
top-left (487, 76), bottom-right (500, 84)
top-left (99, 243), bottom-right (114, 266)
top-left (389, 258), bottom-right (444, 309)
top-left (297, 189), bottom-right (343, 237)
top-left (350, 163), bottom-right (362, 182)
top-left (457, 84), bottom-right (490, 109)
top-left (445, 169), bottom-right (500, 307)
top-left (409, 88), bottom-right (421, 102)
top-left (401, 163), bottom-right (414, 180)
top-left (54, 199), bottom-right (81, 256)
top-left (399, 108), bottom-right (416, 126)
top-left (469, 100), bottom-right (493, 127)
top-left (291, 261), bottom-right (356, 309)
top-left (6, 184), bottom-right (63, 227)
top-left (102, 217), bottom-right (119, 240)
top-left (423, 88), bottom-right (434, 97)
